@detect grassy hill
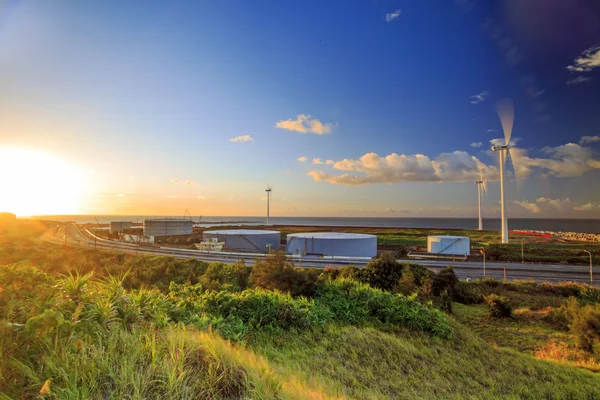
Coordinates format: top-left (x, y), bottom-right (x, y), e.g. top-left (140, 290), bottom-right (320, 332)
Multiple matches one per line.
top-left (1, 221), bottom-right (600, 399)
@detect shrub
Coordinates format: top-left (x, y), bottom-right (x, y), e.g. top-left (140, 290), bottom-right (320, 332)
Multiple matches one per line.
top-left (361, 252), bottom-right (402, 292)
top-left (484, 294), bottom-right (512, 318)
top-left (439, 290), bottom-right (453, 314)
top-left (567, 302), bottom-right (600, 356)
top-left (452, 281), bottom-right (483, 304)
top-left (396, 264), bottom-right (416, 295)
top-left (250, 252), bottom-right (319, 297)
top-left (433, 266), bottom-right (459, 296)
top-left (316, 279), bottom-right (453, 338)
top-left (481, 276), bottom-right (499, 288)
top-left (198, 261), bottom-right (251, 292)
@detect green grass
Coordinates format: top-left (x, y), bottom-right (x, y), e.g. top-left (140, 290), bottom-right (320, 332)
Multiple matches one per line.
top-left (250, 323), bottom-right (600, 399)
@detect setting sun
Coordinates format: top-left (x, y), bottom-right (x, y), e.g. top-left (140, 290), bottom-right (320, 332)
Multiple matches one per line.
top-left (0, 147), bottom-right (83, 216)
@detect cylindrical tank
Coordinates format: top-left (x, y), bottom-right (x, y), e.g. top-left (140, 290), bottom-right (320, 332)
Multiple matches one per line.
top-left (427, 236), bottom-right (470, 256)
top-left (143, 219), bottom-right (193, 237)
top-left (109, 221), bottom-right (132, 234)
top-left (202, 229), bottom-right (281, 252)
top-left (286, 232), bottom-right (377, 258)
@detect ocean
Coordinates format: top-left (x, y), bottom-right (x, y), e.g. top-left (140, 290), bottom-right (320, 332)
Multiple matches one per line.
top-left (26, 215), bottom-right (600, 234)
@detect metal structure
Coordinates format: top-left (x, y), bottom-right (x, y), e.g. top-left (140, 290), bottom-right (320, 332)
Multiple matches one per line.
top-left (109, 221), bottom-right (132, 234)
top-left (286, 232), bottom-right (377, 258)
top-left (492, 99), bottom-right (516, 244)
top-left (202, 229), bottom-right (281, 252)
top-left (427, 236), bottom-right (470, 257)
top-left (473, 170), bottom-right (487, 231)
top-left (265, 185), bottom-right (272, 225)
top-left (143, 218), bottom-right (193, 237)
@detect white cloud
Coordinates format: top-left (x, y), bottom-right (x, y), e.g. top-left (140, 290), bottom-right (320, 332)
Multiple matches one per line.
top-left (535, 197), bottom-right (572, 212)
top-left (385, 9), bottom-right (401, 22)
top-left (275, 114), bottom-right (334, 135)
top-left (580, 136), bottom-right (600, 145)
top-left (567, 44), bottom-right (600, 72)
top-left (308, 151), bottom-right (496, 186)
top-left (386, 208), bottom-right (396, 212)
top-left (325, 159), bottom-right (335, 165)
top-left (230, 135), bottom-right (253, 143)
top-left (514, 200), bottom-right (541, 214)
top-left (170, 179), bottom-right (180, 184)
top-left (306, 137), bottom-right (600, 186)
top-left (470, 142), bottom-right (483, 148)
top-left (185, 180), bottom-right (193, 186)
top-left (297, 156), bottom-right (307, 162)
top-left (567, 76), bottom-right (592, 85)
top-left (487, 129), bottom-right (498, 132)
top-left (312, 158), bottom-right (323, 165)
top-left (470, 91), bottom-right (488, 104)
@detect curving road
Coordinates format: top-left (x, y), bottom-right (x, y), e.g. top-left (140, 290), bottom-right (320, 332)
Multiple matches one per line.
top-left (50, 223), bottom-right (597, 285)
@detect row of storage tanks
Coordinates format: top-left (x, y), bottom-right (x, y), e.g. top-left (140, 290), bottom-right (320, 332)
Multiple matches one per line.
top-left (110, 220), bottom-right (470, 258)
top-left (203, 230), bottom-right (378, 258)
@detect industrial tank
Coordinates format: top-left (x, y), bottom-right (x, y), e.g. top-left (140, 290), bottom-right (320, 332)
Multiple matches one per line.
top-left (109, 221), bottom-right (132, 234)
top-left (427, 236), bottom-right (470, 256)
top-left (202, 229), bottom-right (281, 252)
top-left (143, 219), bottom-right (193, 237)
top-left (286, 232), bottom-right (377, 258)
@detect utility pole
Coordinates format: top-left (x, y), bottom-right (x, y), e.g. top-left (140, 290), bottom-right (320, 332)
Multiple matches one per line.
top-left (521, 240), bottom-right (524, 264)
top-left (480, 248), bottom-right (486, 278)
top-left (584, 250), bottom-right (593, 285)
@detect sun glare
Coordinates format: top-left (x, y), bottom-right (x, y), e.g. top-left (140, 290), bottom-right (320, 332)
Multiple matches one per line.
top-left (0, 147), bottom-right (84, 216)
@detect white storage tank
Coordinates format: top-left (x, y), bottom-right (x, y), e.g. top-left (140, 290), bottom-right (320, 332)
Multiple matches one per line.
top-left (143, 218), bottom-right (193, 237)
top-left (286, 232), bottom-right (377, 258)
top-left (109, 221), bottom-right (132, 234)
top-left (427, 236), bottom-right (470, 256)
top-left (202, 229), bottom-right (281, 252)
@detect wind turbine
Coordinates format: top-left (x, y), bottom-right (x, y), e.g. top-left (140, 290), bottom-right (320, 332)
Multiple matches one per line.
top-left (491, 99), bottom-right (515, 244)
top-left (473, 170), bottom-right (487, 231)
top-left (265, 185), bottom-right (272, 225)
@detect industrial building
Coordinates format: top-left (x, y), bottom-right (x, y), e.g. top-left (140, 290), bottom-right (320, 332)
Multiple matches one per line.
top-left (427, 236), bottom-right (470, 256)
top-left (286, 232), bottom-right (377, 258)
top-left (202, 229), bottom-right (281, 252)
top-left (109, 221), bottom-right (132, 234)
top-left (143, 218), bottom-right (193, 237)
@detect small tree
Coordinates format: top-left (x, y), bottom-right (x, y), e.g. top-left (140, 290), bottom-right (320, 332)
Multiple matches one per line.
top-left (250, 251), bottom-right (318, 297)
top-left (484, 294), bottom-right (512, 318)
top-left (361, 252), bottom-right (402, 292)
top-left (433, 266), bottom-right (459, 297)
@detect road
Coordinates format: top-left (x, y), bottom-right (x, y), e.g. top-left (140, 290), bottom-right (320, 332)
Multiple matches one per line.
top-left (51, 223), bottom-right (597, 284)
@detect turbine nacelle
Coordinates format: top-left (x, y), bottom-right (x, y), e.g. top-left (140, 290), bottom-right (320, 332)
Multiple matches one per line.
top-left (491, 144), bottom-right (509, 152)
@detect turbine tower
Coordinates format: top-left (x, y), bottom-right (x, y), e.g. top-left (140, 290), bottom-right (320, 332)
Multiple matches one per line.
top-left (492, 99), bottom-right (515, 244)
top-left (473, 180), bottom-right (484, 231)
top-left (265, 185), bottom-right (272, 226)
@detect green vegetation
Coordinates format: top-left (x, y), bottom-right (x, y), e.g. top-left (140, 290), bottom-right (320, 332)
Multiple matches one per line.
top-left (2, 221), bottom-right (600, 398)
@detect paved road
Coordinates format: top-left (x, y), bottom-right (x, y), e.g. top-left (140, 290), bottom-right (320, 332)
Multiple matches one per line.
top-left (53, 223), bottom-right (597, 284)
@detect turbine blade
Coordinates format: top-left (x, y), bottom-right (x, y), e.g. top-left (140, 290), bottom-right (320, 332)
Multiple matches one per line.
top-left (483, 180), bottom-right (488, 198)
top-left (506, 147), bottom-right (523, 193)
top-left (496, 98), bottom-right (514, 146)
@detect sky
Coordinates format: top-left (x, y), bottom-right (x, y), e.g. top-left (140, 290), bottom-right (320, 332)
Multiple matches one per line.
top-left (1, 0), bottom-right (600, 218)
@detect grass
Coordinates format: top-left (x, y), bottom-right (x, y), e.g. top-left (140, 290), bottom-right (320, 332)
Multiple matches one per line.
top-left (3, 221), bottom-right (600, 399)
top-left (250, 323), bottom-right (600, 399)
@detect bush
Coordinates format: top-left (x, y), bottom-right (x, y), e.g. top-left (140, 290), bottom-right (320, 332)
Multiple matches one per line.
top-left (399, 263), bottom-right (435, 287)
top-left (439, 290), bottom-right (453, 314)
top-left (433, 266), bottom-right (459, 296)
top-left (250, 252), bottom-right (319, 297)
top-left (198, 261), bottom-right (251, 292)
top-left (361, 252), bottom-right (402, 292)
top-left (484, 294), bottom-right (512, 318)
top-left (452, 281), bottom-right (483, 304)
top-left (396, 264), bottom-right (416, 295)
top-left (316, 279), bottom-right (453, 338)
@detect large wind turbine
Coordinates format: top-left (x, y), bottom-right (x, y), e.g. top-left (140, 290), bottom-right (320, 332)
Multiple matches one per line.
top-left (473, 170), bottom-right (487, 230)
top-left (491, 99), bottom-right (515, 244)
top-left (265, 185), bottom-right (272, 226)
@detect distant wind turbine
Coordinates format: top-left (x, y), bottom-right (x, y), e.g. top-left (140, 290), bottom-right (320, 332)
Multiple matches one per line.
top-left (265, 185), bottom-right (272, 225)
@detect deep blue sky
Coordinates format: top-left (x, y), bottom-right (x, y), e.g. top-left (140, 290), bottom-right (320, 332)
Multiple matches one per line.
top-left (1, 0), bottom-right (599, 217)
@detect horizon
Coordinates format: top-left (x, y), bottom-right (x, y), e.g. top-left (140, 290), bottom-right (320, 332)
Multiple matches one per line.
top-left (1, 1), bottom-right (600, 218)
